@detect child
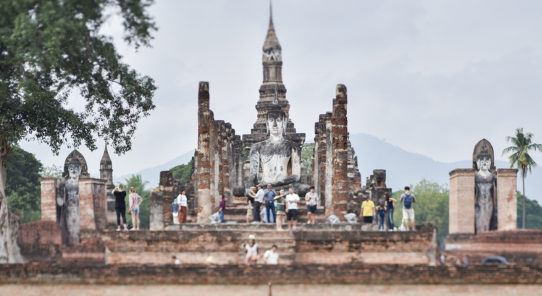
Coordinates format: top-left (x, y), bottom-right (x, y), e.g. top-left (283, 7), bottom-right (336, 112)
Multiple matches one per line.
top-left (246, 199), bottom-right (253, 223)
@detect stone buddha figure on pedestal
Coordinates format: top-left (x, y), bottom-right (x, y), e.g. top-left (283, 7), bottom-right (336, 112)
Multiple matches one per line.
top-left (249, 107), bottom-right (301, 186)
top-left (473, 139), bottom-right (498, 233)
top-left (57, 152), bottom-right (82, 245)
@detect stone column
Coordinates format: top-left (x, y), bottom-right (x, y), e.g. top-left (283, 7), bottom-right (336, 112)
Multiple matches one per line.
top-left (40, 178), bottom-right (58, 222)
top-left (449, 169), bottom-right (475, 234)
top-left (150, 190), bottom-right (164, 230)
top-left (331, 84), bottom-right (349, 219)
top-left (197, 81), bottom-right (213, 223)
top-left (497, 168), bottom-right (518, 231)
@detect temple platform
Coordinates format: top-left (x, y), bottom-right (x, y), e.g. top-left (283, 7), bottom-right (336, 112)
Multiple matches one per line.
top-left (444, 229), bottom-right (542, 264)
top-left (17, 221), bottom-right (438, 266)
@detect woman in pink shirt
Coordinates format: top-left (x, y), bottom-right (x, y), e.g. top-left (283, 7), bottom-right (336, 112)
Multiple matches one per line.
top-left (129, 187), bottom-right (143, 230)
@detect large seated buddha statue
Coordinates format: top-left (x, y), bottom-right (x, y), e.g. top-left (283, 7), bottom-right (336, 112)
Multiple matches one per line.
top-left (249, 107), bottom-right (301, 187)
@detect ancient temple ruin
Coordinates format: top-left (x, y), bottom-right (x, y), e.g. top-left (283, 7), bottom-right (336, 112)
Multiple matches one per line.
top-left (149, 5), bottom-right (365, 225)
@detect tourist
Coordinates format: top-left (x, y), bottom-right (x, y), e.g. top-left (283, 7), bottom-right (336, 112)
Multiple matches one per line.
top-left (274, 189), bottom-right (286, 230)
top-left (171, 198), bottom-right (179, 224)
top-left (171, 255), bottom-right (181, 265)
top-left (263, 245), bottom-right (279, 264)
top-left (247, 186), bottom-right (257, 204)
top-left (285, 188), bottom-right (300, 230)
top-left (243, 234), bottom-right (259, 265)
top-left (377, 203), bottom-right (386, 231)
top-left (254, 185), bottom-right (264, 222)
top-left (246, 199), bottom-right (253, 224)
top-left (264, 184), bottom-right (277, 223)
top-left (400, 186), bottom-right (416, 231)
top-left (360, 195), bottom-right (375, 225)
top-left (128, 187), bottom-right (143, 230)
top-left (218, 195), bottom-right (227, 223)
top-left (385, 192), bottom-right (397, 231)
top-left (176, 190), bottom-right (188, 224)
top-left (112, 184), bottom-right (128, 231)
top-left (305, 186), bottom-right (318, 224)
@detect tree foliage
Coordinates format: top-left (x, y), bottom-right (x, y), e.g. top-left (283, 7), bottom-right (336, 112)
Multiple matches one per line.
top-left (170, 158), bottom-right (193, 183)
top-left (503, 128), bottom-right (542, 228)
top-left (5, 146), bottom-right (42, 222)
top-left (123, 174), bottom-right (150, 229)
top-left (0, 0), bottom-right (157, 155)
top-left (517, 192), bottom-right (542, 229)
top-left (393, 179), bottom-right (449, 242)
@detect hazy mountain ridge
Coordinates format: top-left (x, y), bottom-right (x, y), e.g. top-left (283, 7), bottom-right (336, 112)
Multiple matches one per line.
top-left (115, 150), bottom-right (194, 188)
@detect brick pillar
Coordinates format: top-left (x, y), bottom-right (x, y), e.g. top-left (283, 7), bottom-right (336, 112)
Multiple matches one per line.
top-left (497, 168), bottom-right (518, 231)
top-left (449, 169), bottom-right (475, 234)
top-left (197, 81), bottom-right (213, 223)
top-left (40, 178), bottom-right (58, 222)
top-left (331, 84), bottom-right (349, 219)
top-left (78, 178), bottom-right (106, 231)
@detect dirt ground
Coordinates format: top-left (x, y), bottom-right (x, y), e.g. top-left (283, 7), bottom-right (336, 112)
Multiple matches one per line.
top-left (1, 284), bottom-right (540, 296)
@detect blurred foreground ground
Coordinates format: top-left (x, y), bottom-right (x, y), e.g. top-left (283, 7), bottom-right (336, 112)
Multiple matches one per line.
top-left (1, 284), bottom-right (540, 296)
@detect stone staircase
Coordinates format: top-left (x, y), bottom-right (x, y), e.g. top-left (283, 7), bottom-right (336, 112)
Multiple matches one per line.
top-left (237, 230), bottom-right (296, 265)
top-left (226, 195), bottom-right (328, 224)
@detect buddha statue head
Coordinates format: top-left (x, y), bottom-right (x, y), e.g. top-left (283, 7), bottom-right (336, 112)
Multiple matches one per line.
top-left (67, 153), bottom-right (82, 180)
top-left (266, 106), bottom-right (287, 140)
top-left (473, 139), bottom-right (496, 173)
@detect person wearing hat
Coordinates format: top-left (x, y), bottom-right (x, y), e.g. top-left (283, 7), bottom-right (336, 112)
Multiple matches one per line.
top-left (243, 234), bottom-right (259, 265)
top-left (360, 195), bottom-right (375, 224)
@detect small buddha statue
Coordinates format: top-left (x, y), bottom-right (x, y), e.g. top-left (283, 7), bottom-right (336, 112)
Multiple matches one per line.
top-left (57, 152), bottom-right (82, 245)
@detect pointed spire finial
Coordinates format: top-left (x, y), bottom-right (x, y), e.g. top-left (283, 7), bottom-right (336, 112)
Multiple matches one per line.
top-left (269, 0), bottom-right (273, 26)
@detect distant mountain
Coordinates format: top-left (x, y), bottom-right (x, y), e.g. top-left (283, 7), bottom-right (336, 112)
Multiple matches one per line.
top-left (115, 150), bottom-right (194, 188)
top-left (120, 134), bottom-right (541, 203)
top-left (350, 133), bottom-right (541, 203)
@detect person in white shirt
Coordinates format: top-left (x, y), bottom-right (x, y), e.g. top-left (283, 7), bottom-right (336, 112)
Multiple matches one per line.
top-left (285, 188), bottom-right (300, 230)
top-left (243, 234), bottom-right (259, 265)
top-left (176, 190), bottom-right (188, 223)
top-left (305, 186), bottom-right (318, 225)
top-left (254, 186), bottom-right (265, 222)
top-left (263, 245), bottom-right (279, 264)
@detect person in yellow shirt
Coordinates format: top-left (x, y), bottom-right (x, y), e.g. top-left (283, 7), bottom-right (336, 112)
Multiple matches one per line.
top-left (360, 196), bottom-right (375, 224)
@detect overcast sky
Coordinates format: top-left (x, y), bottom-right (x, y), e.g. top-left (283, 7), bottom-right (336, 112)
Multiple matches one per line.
top-left (21, 0), bottom-right (542, 183)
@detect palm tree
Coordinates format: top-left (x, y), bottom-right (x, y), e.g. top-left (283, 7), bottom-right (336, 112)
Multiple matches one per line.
top-left (503, 128), bottom-right (542, 228)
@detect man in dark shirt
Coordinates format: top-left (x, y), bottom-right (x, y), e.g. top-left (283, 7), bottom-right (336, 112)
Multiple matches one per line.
top-left (112, 184), bottom-right (127, 231)
top-left (264, 184), bottom-right (277, 223)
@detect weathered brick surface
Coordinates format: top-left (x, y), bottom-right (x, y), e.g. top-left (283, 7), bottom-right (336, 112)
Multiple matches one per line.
top-left (1, 263), bottom-right (542, 285)
top-left (497, 169), bottom-right (517, 231)
top-left (445, 230), bottom-right (542, 264)
top-left (313, 85), bottom-right (362, 218)
top-left (79, 178), bottom-right (107, 231)
top-left (17, 220), bottom-right (62, 261)
top-left (65, 225), bottom-right (438, 266)
top-left (40, 178), bottom-right (57, 222)
top-left (449, 169), bottom-right (476, 234)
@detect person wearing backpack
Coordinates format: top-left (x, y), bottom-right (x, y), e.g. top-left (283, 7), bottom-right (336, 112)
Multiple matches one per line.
top-left (400, 186), bottom-right (416, 231)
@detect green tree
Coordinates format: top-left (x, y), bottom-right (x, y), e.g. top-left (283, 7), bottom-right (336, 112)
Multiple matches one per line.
top-left (301, 143), bottom-right (315, 175)
top-left (503, 128), bottom-right (542, 228)
top-left (516, 192), bottom-right (542, 229)
top-left (170, 159), bottom-right (193, 183)
top-left (5, 147), bottom-right (42, 223)
top-left (0, 0), bottom-right (156, 262)
top-left (393, 179), bottom-right (449, 242)
top-left (39, 164), bottom-right (63, 179)
top-left (123, 174), bottom-right (150, 229)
